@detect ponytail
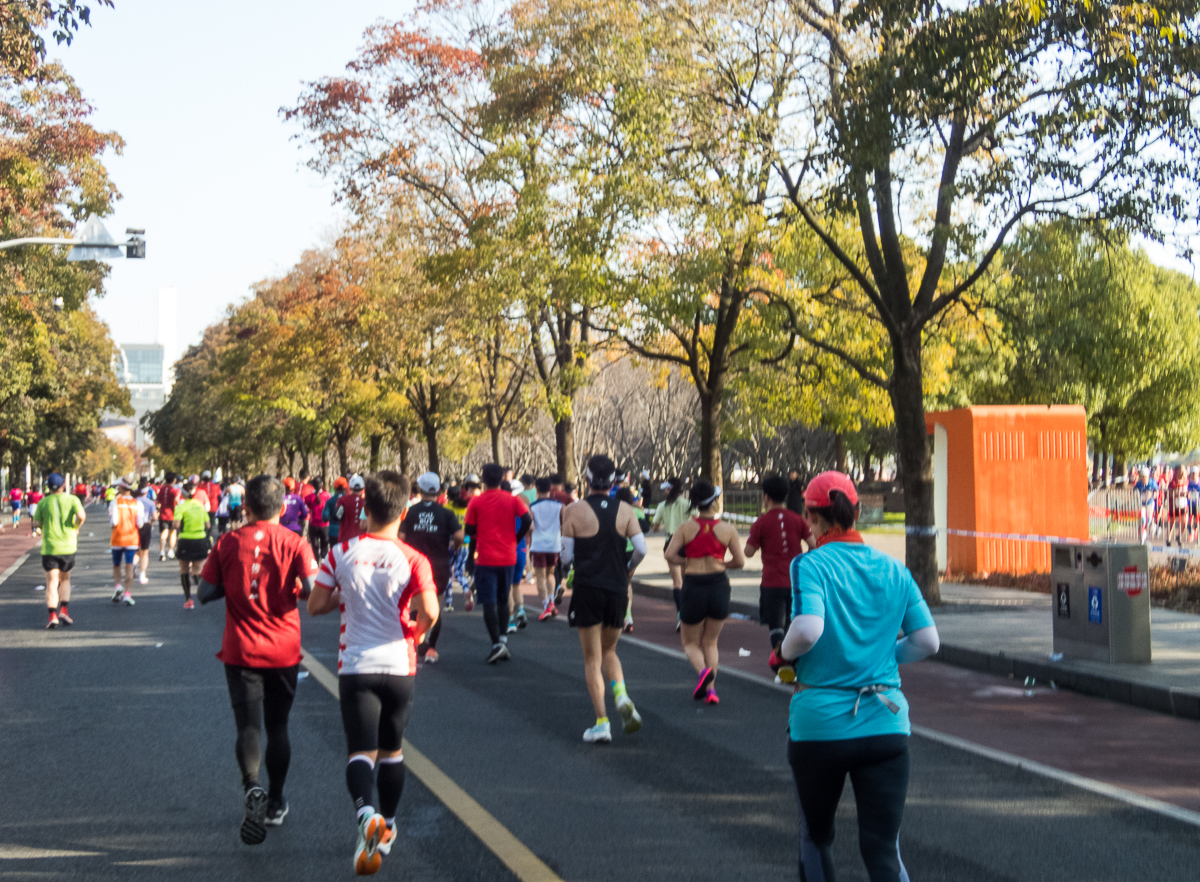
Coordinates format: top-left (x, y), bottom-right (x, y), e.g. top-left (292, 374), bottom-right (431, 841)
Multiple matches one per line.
top-left (806, 490), bottom-right (858, 530)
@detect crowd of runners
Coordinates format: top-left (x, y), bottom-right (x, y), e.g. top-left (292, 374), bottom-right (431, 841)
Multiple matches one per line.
top-left (12, 458), bottom-right (940, 880)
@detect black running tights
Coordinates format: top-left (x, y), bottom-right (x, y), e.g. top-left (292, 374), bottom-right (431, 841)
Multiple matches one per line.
top-left (481, 600), bottom-right (510, 645)
top-left (309, 525), bottom-right (329, 562)
top-left (787, 734), bottom-right (910, 882)
top-left (225, 664), bottom-right (299, 802)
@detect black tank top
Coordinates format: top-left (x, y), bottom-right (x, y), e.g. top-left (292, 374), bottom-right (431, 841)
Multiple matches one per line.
top-left (573, 495), bottom-right (628, 593)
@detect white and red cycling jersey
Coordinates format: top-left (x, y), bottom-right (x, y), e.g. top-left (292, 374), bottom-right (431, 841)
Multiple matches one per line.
top-left (314, 534), bottom-right (436, 676)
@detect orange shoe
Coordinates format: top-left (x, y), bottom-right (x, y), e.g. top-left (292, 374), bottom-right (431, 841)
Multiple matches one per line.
top-left (354, 813), bottom-right (385, 875)
top-left (377, 823), bottom-right (396, 856)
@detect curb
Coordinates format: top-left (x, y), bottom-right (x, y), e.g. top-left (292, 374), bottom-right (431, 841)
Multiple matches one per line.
top-left (629, 578), bottom-right (1200, 722)
top-left (932, 643), bottom-right (1200, 721)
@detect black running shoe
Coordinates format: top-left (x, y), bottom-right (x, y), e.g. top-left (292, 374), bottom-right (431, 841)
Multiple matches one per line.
top-left (264, 800), bottom-right (288, 827)
top-left (485, 643), bottom-right (511, 664)
top-left (240, 786), bottom-right (268, 845)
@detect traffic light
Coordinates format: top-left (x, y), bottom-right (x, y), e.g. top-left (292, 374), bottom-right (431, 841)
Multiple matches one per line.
top-left (125, 228), bottom-right (146, 259)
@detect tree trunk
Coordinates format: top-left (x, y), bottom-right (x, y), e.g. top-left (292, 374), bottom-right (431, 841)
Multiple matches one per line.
top-left (835, 434), bottom-right (848, 473)
top-left (276, 444), bottom-right (287, 477)
top-left (490, 422), bottom-right (502, 466)
top-left (555, 417), bottom-right (577, 484)
top-left (697, 390), bottom-right (723, 486)
top-left (422, 421), bottom-right (440, 475)
top-left (321, 445), bottom-right (329, 482)
top-left (889, 335), bottom-right (941, 605)
top-left (397, 435), bottom-right (410, 476)
top-left (369, 434), bottom-right (383, 472)
top-left (300, 449), bottom-right (310, 477)
top-left (336, 437), bottom-right (350, 478)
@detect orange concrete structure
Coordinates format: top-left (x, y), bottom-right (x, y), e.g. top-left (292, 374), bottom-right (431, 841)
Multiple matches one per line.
top-left (925, 406), bottom-right (1089, 575)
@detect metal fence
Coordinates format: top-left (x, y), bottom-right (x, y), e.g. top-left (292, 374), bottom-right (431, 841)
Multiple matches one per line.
top-left (1088, 485), bottom-right (1200, 546)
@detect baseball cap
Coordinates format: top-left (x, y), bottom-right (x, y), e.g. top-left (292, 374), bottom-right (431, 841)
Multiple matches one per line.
top-left (201, 470), bottom-right (212, 480)
top-left (333, 476), bottom-right (349, 491)
top-left (417, 472), bottom-right (441, 494)
top-left (47, 472), bottom-right (64, 489)
top-left (803, 471), bottom-right (859, 508)
top-left (283, 476), bottom-right (296, 491)
top-left (188, 474), bottom-right (200, 484)
top-left (463, 473), bottom-right (481, 487)
top-left (349, 474), bottom-right (365, 491)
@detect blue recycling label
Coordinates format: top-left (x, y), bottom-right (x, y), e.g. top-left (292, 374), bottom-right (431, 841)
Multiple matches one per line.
top-left (1088, 586), bottom-right (1103, 624)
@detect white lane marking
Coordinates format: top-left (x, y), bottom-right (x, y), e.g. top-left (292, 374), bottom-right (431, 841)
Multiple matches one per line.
top-left (0, 553), bottom-right (31, 587)
top-left (619, 635), bottom-right (1200, 829)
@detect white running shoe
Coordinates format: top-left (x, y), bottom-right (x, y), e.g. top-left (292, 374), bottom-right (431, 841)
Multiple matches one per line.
top-left (167, 549), bottom-right (175, 560)
top-left (616, 695), bottom-right (642, 735)
top-left (583, 720), bottom-right (612, 744)
top-left (138, 573), bottom-right (149, 585)
top-left (111, 585), bottom-right (123, 603)
top-left (121, 591), bottom-right (135, 606)
top-left (354, 812), bottom-right (385, 875)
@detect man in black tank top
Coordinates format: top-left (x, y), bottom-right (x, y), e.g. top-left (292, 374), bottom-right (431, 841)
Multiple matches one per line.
top-left (561, 455), bottom-right (648, 744)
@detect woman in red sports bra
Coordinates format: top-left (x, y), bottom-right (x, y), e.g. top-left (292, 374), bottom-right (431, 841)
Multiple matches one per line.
top-left (665, 480), bottom-right (744, 704)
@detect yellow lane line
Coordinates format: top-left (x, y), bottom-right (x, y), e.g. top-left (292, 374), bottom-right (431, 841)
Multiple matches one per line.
top-left (300, 648), bottom-right (564, 882)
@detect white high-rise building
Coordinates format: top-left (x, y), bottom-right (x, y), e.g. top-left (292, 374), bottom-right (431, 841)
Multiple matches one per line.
top-left (101, 288), bottom-right (180, 450)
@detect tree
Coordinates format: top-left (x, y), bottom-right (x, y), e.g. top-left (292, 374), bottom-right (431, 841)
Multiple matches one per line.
top-left (974, 222), bottom-right (1200, 461)
top-left (0, 1), bottom-right (112, 80)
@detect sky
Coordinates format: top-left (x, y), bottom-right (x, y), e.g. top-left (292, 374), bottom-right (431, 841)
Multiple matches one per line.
top-left (59, 0), bottom-right (415, 357)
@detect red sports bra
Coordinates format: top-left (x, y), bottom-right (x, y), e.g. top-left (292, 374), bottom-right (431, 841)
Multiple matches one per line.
top-left (685, 517), bottom-right (727, 559)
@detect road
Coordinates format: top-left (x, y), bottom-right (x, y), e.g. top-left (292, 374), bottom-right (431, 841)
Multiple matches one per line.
top-left (2, 514), bottom-right (1199, 881)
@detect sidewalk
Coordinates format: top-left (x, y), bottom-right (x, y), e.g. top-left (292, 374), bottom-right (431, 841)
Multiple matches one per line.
top-left (632, 533), bottom-right (1200, 720)
top-left (0, 521), bottom-right (40, 582)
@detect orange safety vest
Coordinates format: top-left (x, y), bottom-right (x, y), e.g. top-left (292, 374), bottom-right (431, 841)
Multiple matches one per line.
top-left (111, 495), bottom-right (140, 548)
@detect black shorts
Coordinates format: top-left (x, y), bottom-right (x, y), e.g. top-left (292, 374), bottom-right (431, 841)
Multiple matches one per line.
top-left (41, 554), bottom-right (75, 573)
top-left (175, 537), bottom-right (211, 561)
top-left (339, 673), bottom-right (415, 754)
top-left (568, 583), bottom-right (625, 629)
top-left (759, 586), bottom-right (792, 631)
top-left (680, 571), bottom-right (731, 625)
top-left (137, 523), bottom-right (153, 551)
top-left (159, 517), bottom-right (173, 532)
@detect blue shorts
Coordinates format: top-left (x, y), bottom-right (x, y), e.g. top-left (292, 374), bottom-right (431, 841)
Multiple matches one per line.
top-left (10, 502), bottom-right (19, 511)
top-left (473, 565), bottom-right (512, 605)
top-left (512, 548), bottom-right (527, 586)
top-left (111, 548), bottom-right (136, 565)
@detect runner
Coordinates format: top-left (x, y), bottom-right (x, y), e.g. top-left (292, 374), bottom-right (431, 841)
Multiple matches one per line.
top-left (108, 478), bottom-right (145, 607)
top-left (198, 474), bottom-right (319, 845)
top-left (73, 480), bottom-right (88, 507)
top-left (464, 463), bottom-right (531, 663)
top-left (508, 478), bottom-right (530, 632)
top-left (1189, 466), bottom-right (1200, 544)
top-left (561, 454), bottom-right (646, 743)
top-left (337, 475), bottom-right (367, 543)
top-left (31, 473), bottom-right (85, 629)
top-left (227, 476), bottom-right (246, 528)
top-left (451, 475), bottom-right (481, 611)
top-left (614, 486), bottom-right (638, 633)
top-left (529, 477), bottom-right (563, 621)
top-left (305, 477), bottom-right (331, 561)
top-left (173, 481), bottom-right (212, 609)
top-left (26, 483), bottom-right (43, 535)
top-left (400, 471), bottom-right (463, 664)
top-left (744, 473), bottom-right (812, 681)
top-left (1135, 466), bottom-right (1158, 544)
top-left (158, 471), bottom-right (180, 561)
top-left (216, 481), bottom-right (232, 535)
top-left (1169, 465), bottom-right (1190, 546)
top-left (136, 478), bottom-right (156, 584)
top-left (307, 471), bottom-right (440, 876)
top-left (9, 483), bottom-right (23, 528)
top-left (775, 470), bottom-right (940, 882)
top-left (198, 470), bottom-right (221, 537)
top-left (280, 478), bottom-right (308, 537)
top-left (651, 476), bottom-right (692, 630)
top-left (324, 476), bottom-right (349, 545)
top-left (664, 480), bottom-right (744, 704)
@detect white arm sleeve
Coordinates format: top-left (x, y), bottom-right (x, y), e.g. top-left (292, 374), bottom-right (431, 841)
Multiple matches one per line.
top-left (628, 532), bottom-right (647, 569)
top-left (781, 614), bottom-right (824, 660)
top-left (108, 500), bottom-right (119, 527)
top-left (560, 536), bottom-right (575, 566)
top-left (895, 624), bottom-right (940, 664)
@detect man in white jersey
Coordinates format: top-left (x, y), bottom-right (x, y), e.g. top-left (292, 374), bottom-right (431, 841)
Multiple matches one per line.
top-left (307, 471), bottom-right (439, 876)
top-left (529, 476), bottom-right (564, 621)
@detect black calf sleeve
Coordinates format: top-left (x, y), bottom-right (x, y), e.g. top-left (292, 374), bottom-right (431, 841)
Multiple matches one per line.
top-left (426, 615), bottom-right (443, 650)
top-left (482, 603), bottom-right (500, 644)
top-left (180, 573), bottom-right (192, 599)
top-left (346, 757), bottom-right (375, 814)
top-left (376, 758), bottom-right (405, 819)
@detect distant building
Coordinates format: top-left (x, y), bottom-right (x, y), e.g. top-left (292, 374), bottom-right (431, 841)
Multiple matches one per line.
top-left (101, 343), bottom-right (166, 449)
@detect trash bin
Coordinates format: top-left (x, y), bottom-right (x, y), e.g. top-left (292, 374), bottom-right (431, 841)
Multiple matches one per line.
top-left (1050, 542), bottom-right (1151, 664)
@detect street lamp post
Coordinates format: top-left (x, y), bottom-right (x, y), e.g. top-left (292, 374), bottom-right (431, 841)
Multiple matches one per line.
top-left (0, 215), bottom-right (145, 260)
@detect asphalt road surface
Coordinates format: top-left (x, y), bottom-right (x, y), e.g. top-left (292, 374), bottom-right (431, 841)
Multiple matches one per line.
top-left (2, 515), bottom-right (1199, 881)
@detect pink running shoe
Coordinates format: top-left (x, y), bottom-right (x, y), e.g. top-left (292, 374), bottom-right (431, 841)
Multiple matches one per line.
top-left (704, 688), bottom-right (720, 705)
top-left (693, 667), bottom-right (715, 700)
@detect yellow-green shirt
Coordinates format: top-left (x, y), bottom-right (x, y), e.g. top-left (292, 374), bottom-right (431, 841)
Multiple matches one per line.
top-left (174, 498), bottom-right (209, 540)
top-left (652, 496), bottom-right (694, 536)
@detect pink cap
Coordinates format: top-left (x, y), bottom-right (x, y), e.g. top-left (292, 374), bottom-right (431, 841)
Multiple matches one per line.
top-left (803, 471), bottom-right (858, 508)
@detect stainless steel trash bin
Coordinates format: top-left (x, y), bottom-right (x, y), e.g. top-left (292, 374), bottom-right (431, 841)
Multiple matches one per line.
top-left (1050, 543), bottom-right (1151, 664)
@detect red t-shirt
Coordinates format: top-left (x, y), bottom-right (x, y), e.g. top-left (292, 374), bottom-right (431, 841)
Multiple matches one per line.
top-left (338, 493), bottom-right (366, 541)
top-left (197, 481), bottom-right (220, 512)
top-left (159, 485), bottom-right (180, 520)
top-left (747, 508), bottom-right (812, 589)
top-left (465, 488), bottom-right (529, 567)
top-left (200, 521), bottom-right (319, 668)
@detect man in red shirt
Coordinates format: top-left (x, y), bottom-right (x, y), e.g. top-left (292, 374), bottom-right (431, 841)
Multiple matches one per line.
top-left (158, 473), bottom-right (181, 561)
top-left (198, 474), bottom-right (318, 846)
top-left (337, 475), bottom-right (367, 542)
top-left (197, 470), bottom-right (221, 537)
top-left (465, 463), bottom-right (532, 663)
top-left (744, 473), bottom-right (812, 665)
